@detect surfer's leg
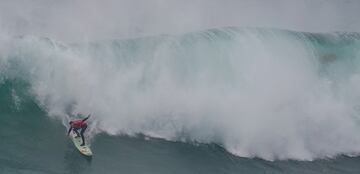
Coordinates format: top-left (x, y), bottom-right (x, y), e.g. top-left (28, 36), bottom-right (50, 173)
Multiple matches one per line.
top-left (80, 125), bottom-right (87, 146)
top-left (73, 128), bottom-right (80, 137)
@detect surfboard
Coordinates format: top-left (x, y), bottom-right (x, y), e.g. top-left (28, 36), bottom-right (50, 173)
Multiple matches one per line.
top-left (69, 131), bottom-right (93, 156)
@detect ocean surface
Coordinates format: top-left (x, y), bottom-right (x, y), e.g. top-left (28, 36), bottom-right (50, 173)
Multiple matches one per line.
top-left (1, 27), bottom-right (360, 173)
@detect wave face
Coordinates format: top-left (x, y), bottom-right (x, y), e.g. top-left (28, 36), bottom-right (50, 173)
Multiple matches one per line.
top-left (2, 27), bottom-right (360, 161)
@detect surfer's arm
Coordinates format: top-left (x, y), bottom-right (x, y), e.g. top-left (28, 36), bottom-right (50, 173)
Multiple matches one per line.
top-left (67, 127), bottom-right (72, 136)
top-left (82, 114), bottom-right (91, 122)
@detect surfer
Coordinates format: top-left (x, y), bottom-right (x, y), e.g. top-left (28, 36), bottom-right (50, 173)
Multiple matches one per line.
top-left (67, 114), bottom-right (91, 146)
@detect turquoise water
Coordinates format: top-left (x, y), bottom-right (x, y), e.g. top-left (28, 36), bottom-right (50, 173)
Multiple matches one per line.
top-left (2, 27), bottom-right (360, 173)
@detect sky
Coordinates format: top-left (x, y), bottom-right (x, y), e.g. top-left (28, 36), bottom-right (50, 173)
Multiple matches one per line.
top-left (0, 0), bottom-right (359, 41)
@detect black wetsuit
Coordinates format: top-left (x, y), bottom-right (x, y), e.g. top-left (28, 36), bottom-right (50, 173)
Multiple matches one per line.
top-left (72, 124), bottom-right (87, 146)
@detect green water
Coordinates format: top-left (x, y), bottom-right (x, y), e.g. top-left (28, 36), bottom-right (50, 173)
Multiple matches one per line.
top-left (2, 27), bottom-right (360, 173)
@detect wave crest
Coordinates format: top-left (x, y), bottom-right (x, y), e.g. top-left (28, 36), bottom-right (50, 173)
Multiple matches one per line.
top-left (2, 27), bottom-right (360, 160)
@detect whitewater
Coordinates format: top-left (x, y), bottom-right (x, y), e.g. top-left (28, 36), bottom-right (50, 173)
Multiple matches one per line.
top-left (2, 27), bottom-right (360, 164)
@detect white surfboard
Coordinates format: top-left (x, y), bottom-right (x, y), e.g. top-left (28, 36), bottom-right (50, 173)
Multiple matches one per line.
top-left (69, 131), bottom-right (93, 156)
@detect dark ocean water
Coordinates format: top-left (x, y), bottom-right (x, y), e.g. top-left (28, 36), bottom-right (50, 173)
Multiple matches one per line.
top-left (2, 27), bottom-right (360, 173)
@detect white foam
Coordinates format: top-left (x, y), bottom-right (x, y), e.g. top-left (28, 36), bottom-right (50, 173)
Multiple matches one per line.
top-left (2, 29), bottom-right (360, 160)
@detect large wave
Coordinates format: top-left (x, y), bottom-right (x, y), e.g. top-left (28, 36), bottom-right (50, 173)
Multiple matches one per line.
top-left (1, 27), bottom-right (360, 160)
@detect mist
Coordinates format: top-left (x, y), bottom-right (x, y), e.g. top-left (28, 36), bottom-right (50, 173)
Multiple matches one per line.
top-left (1, 0), bottom-right (360, 41)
